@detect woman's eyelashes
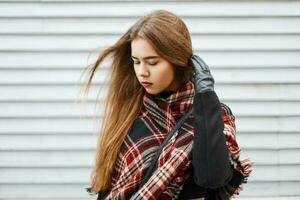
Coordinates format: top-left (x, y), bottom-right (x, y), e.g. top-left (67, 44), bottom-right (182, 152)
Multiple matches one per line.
top-left (148, 62), bottom-right (157, 66)
top-left (132, 60), bottom-right (158, 66)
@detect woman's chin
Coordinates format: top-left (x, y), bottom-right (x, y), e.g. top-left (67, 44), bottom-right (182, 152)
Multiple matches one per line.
top-left (145, 88), bottom-right (159, 95)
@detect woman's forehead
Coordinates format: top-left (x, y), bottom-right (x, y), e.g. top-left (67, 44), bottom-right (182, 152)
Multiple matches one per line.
top-left (131, 38), bottom-right (160, 59)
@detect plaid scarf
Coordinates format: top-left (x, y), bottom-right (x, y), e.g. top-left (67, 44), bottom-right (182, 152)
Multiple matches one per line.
top-left (106, 80), bottom-right (196, 200)
top-left (97, 79), bottom-right (252, 199)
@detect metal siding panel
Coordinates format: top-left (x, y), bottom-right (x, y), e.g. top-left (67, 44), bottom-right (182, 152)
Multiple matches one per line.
top-left (1, 17), bottom-right (300, 34)
top-left (0, 1), bottom-right (300, 17)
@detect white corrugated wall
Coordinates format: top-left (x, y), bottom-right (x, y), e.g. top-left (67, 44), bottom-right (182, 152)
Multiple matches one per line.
top-left (0, 1), bottom-right (299, 199)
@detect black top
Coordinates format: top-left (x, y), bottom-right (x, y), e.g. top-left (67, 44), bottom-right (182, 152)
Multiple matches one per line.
top-left (156, 90), bottom-right (173, 98)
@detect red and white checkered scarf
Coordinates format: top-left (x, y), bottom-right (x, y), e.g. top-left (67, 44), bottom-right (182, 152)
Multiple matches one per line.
top-left (106, 80), bottom-right (196, 199)
top-left (102, 80), bottom-right (252, 199)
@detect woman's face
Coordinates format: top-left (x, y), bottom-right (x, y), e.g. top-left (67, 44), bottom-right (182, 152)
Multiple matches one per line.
top-left (131, 38), bottom-right (178, 95)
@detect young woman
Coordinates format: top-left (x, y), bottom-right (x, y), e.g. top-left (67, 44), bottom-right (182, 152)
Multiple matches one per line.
top-left (83, 10), bottom-right (252, 200)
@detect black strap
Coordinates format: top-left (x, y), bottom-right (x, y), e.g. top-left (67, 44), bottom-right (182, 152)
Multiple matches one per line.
top-left (138, 107), bottom-right (194, 188)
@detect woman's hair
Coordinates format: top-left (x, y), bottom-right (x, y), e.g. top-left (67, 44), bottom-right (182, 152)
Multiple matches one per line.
top-left (81, 9), bottom-right (194, 193)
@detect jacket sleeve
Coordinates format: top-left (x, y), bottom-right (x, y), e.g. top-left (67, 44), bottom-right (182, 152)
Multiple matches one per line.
top-left (192, 90), bottom-right (252, 195)
top-left (192, 91), bottom-right (233, 188)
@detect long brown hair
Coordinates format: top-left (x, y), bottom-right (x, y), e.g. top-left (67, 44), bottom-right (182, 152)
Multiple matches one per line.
top-left (81, 9), bottom-right (195, 193)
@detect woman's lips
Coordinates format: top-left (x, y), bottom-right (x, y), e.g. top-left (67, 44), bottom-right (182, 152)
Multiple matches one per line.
top-left (142, 82), bottom-right (153, 87)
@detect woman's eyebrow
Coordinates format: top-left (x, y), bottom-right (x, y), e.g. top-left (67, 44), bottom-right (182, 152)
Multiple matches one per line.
top-left (131, 56), bottom-right (160, 60)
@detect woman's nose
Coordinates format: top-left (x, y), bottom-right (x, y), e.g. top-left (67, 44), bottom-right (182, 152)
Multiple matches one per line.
top-left (138, 63), bottom-right (150, 77)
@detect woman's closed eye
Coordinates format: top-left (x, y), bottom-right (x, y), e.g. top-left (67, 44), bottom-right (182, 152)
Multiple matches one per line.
top-left (132, 59), bottom-right (140, 65)
top-left (133, 60), bottom-right (158, 66)
top-left (146, 59), bottom-right (158, 66)
top-left (149, 62), bottom-right (157, 66)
